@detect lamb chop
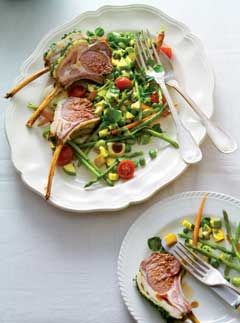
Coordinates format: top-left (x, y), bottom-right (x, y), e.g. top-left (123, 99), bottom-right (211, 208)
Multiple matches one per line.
top-left (5, 30), bottom-right (112, 126)
top-left (26, 39), bottom-right (112, 127)
top-left (45, 96), bottom-right (99, 200)
top-left (136, 252), bottom-right (194, 321)
top-left (5, 31), bottom-right (84, 98)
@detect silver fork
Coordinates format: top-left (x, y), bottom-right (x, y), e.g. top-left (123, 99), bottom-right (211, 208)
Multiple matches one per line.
top-left (135, 31), bottom-right (202, 164)
top-left (172, 241), bottom-right (240, 290)
top-left (158, 51), bottom-right (237, 154)
top-left (169, 241), bottom-right (240, 309)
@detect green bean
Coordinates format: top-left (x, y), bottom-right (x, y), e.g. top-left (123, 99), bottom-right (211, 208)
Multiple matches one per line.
top-left (84, 121), bottom-right (107, 154)
top-left (223, 210), bottom-right (240, 261)
top-left (68, 141), bottom-right (113, 186)
top-left (186, 243), bottom-right (240, 273)
top-left (123, 151), bottom-right (144, 158)
top-left (224, 218), bottom-right (240, 278)
top-left (144, 129), bottom-right (179, 148)
top-left (84, 160), bottom-right (118, 188)
top-left (178, 232), bottom-right (234, 255)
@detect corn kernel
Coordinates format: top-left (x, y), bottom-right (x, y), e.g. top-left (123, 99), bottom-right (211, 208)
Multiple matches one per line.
top-left (164, 233), bottom-right (177, 247)
top-left (213, 228), bottom-right (225, 242)
top-left (182, 220), bottom-right (193, 230)
top-left (99, 146), bottom-right (108, 157)
top-left (108, 172), bottom-right (119, 181)
top-left (99, 129), bottom-right (109, 138)
top-left (106, 157), bottom-right (116, 167)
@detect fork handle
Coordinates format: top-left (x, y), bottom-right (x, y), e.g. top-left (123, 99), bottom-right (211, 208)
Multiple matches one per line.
top-left (167, 80), bottom-right (238, 154)
top-left (156, 79), bottom-right (202, 164)
top-left (211, 285), bottom-right (240, 309)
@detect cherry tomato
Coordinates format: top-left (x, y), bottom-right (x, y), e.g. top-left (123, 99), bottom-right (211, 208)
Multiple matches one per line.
top-left (57, 145), bottom-right (74, 166)
top-left (117, 160), bottom-right (135, 179)
top-left (68, 84), bottom-right (86, 98)
top-left (115, 77), bottom-right (132, 91)
top-left (150, 92), bottom-right (159, 103)
top-left (160, 46), bottom-right (173, 59)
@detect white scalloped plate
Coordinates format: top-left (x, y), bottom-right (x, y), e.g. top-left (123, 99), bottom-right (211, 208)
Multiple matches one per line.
top-left (5, 5), bottom-right (214, 212)
top-left (118, 191), bottom-right (240, 323)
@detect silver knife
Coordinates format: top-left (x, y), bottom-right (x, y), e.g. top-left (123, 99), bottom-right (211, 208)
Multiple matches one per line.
top-left (211, 285), bottom-right (240, 309)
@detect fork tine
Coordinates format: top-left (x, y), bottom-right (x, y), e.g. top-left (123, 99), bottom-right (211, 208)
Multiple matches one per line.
top-left (172, 249), bottom-right (205, 278)
top-left (175, 243), bottom-right (208, 273)
top-left (134, 32), bottom-right (147, 70)
top-left (178, 241), bottom-right (211, 270)
top-left (141, 31), bottom-right (154, 60)
top-left (137, 31), bottom-right (148, 62)
top-left (146, 29), bottom-right (162, 65)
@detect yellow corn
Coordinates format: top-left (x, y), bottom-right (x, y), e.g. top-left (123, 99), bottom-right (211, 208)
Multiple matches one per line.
top-left (99, 146), bottom-right (108, 158)
top-left (164, 233), bottom-right (177, 247)
top-left (213, 229), bottom-right (225, 242)
top-left (182, 219), bottom-right (193, 230)
top-left (108, 173), bottom-right (119, 181)
top-left (106, 157), bottom-right (116, 167)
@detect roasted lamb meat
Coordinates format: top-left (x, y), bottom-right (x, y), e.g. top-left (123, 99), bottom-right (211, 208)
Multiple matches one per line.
top-left (136, 252), bottom-right (192, 321)
top-left (54, 40), bottom-right (112, 87)
top-left (26, 40), bottom-right (112, 127)
top-left (45, 97), bottom-right (99, 200)
top-left (51, 97), bottom-right (100, 141)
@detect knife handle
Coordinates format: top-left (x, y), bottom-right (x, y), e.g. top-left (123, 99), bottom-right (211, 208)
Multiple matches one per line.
top-left (211, 285), bottom-right (240, 309)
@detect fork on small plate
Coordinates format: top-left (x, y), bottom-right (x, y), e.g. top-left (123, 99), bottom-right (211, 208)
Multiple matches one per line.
top-left (166, 240), bottom-right (240, 309)
top-left (135, 31), bottom-right (202, 164)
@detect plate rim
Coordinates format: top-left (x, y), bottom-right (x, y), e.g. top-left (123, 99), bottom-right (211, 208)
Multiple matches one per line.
top-left (5, 5), bottom-right (215, 212)
top-left (117, 190), bottom-right (240, 322)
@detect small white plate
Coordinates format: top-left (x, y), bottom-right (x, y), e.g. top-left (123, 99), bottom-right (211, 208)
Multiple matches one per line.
top-left (118, 191), bottom-right (240, 323)
top-left (5, 5), bottom-right (214, 212)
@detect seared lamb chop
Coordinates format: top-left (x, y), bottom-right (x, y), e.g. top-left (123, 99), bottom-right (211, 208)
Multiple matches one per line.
top-left (136, 252), bottom-right (192, 321)
top-left (26, 40), bottom-right (112, 127)
top-left (54, 40), bottom-right (112, 87)
top-left (5, 31), bottom-right (84, 98)
top-left (45, 97), bottom-right (99, 200)
top-left (51, 97), bottom-right (99, 141)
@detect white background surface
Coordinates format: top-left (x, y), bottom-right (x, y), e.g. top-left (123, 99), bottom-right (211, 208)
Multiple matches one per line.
top-left (0, 0), bottom-right (240, 322)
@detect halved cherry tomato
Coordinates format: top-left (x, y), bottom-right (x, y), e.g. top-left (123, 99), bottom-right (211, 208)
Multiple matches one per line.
top-left (68, 84), bottom-right (86, 98)
top-left (57, 145), bottom-right (74, 166)
top-left (117, 160), bottom-right (135, 179)
top-left (115, 77), bottom-right (132, 91)
top-left (160, 46), bottom-right (173, 59)
top-left (150, 92), bottom-right (159, 104)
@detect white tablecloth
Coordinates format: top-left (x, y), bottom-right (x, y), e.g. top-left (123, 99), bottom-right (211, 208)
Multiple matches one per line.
top-left (0, 0), bottom-right (240, 322)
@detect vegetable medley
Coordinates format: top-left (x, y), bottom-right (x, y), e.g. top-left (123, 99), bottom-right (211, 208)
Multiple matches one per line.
top-left (28, 27), bottom-right (177, 188)
top-left (149, 195), bottom-right (240, 288)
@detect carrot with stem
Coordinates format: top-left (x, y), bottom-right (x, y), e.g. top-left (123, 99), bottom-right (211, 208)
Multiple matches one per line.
top-left (192, 193), bottom-right (208, 246)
